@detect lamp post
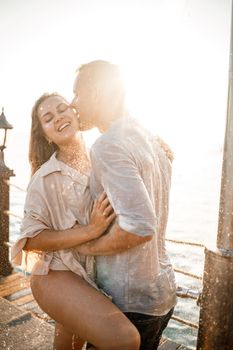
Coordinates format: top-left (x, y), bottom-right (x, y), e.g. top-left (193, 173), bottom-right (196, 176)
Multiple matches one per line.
top-left (0, 107), bottom-right (14, 276)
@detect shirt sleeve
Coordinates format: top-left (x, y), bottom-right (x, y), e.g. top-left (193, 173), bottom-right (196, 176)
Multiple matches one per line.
top-left (11, 179), bottom-right (51, 267)
top-left (91, 141), bottom-right (157, 236)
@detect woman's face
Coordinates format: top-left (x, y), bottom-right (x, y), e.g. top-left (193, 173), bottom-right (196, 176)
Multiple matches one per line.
top-left (38, 95), bottom-right (79, 147)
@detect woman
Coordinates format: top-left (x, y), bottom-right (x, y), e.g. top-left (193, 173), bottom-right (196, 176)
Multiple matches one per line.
top-left (11, 93), bottom-right (140, 350)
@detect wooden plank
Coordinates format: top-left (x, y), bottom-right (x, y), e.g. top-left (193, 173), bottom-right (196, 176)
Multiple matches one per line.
top-left (158, 339), bottom-right (183, 350)
top-left (2, 273), bottom-right (32, 303)
top-left (0, 272), bottom-right (29, 283)
top-left (0, 272), bottom-right (19, 284)
top-left (20, 300), bottom-right (38, 310)
top-left (0, 280), bottom-right (30, 297)
top-left (0, 275), bottom-right (27, 292)
top-left (11, 293), bottom-right (35, 306)
top-left (0, 272), bottom-right (26, 286)
top-left (6, 287), bottom-right (32, 301)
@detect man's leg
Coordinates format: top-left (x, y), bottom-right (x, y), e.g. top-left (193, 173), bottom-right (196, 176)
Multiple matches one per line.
top-left (124, 308), bottom-right (174, 350)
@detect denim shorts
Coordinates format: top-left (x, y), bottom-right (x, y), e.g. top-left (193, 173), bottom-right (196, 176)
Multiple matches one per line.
top-left (124, 307), bottom-right (174, 350)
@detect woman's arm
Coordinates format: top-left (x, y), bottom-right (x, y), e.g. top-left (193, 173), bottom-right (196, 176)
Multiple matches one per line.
top-left (24, 192), bottom-right (115, 252)
top-left (77, 222), bottom-right (152, 256)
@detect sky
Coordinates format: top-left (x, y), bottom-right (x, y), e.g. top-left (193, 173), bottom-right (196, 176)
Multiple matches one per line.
top-left (0, 0), bottom-right (232, 181)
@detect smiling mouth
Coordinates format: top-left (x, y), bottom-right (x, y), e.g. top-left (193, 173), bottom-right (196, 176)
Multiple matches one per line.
top-left (58, 122), bottom-right (70, 132)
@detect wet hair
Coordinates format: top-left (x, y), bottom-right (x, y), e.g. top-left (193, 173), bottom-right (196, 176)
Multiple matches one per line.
top-left (29, 93), bottom-right (59, 176)
top-left (77, 60), bottom-right (122, 82)
top-left (77, 60), bottom-right (126, 118)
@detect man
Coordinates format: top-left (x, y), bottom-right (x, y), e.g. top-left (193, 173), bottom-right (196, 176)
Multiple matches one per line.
top-left (71, 60), bottom-right (177, 350)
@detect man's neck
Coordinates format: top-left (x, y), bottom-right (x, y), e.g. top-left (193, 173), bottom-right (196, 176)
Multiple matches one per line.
top-left (97, 109), bottom-right (129, 133)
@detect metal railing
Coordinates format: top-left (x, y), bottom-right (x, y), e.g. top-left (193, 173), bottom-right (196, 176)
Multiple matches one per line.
top-left (166, 238), bottom-right (204, 248)
top-left (166, 237), bottom-right (203, 330)
top-left (6, 180), bottom-right (26, 192)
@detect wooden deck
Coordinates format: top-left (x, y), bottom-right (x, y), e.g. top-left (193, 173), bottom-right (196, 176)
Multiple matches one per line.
top-left (0, 272), bottom-right (50, 321)
top-left (0, 271), bottom-right (190, 350)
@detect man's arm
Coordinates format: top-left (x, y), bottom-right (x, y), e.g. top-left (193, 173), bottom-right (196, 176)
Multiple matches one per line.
top-left (85, 140), bottom-right (157, 256)
top-left (77, 222), bottom-right (152, 256)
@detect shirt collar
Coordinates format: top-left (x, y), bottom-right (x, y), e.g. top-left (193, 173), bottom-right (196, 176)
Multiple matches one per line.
top-left (40, 153), bottom-right (61, 177)
top-left (40, 152), bottom-right (89, 187)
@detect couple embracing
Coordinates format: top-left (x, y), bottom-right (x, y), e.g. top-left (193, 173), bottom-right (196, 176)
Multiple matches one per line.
top-left (12, 60), bottom-right (176, 350)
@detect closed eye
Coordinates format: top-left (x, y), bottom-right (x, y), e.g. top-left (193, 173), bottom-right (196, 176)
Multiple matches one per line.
top-left (57, 103), bottom-right (69, 113)
top-left (42, 113), bottom-right (53, 123)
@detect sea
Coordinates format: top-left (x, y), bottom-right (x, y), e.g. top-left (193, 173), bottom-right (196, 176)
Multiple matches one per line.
top-left (6, 130), bottom-right (224, 350)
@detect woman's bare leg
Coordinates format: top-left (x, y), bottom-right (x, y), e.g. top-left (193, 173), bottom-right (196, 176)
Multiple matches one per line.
top-left (54, 322), bottom-right (85, 350)
top-left (31, 271), bottom-right (140, 350)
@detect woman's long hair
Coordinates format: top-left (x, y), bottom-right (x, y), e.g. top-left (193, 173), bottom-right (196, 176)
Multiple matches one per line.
top-left (29, 93), bottom-right (59, 176)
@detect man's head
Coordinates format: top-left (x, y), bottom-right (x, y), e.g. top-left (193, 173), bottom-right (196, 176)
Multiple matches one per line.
top-left (71, 60), bottom-right (126, 132)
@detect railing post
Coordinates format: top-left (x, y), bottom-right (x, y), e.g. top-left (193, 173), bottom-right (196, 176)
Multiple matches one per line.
top-left (197, 2), bottom-right (233, 349)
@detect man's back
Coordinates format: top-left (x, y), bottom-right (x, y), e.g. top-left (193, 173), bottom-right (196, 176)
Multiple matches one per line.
top-left (90, 116), bottom-right (177, 316)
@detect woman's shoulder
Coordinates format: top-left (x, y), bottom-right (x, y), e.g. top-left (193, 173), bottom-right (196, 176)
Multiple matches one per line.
top-left (28, 153), bottom-right (61, 190)
top-left (26, 168), bottom-right (46, 195)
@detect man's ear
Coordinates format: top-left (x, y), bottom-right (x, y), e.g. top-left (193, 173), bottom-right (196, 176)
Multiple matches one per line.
top-left (93, 86), bottom-right (99, 102)
top-left (91, 85), bottom-right (104, 110)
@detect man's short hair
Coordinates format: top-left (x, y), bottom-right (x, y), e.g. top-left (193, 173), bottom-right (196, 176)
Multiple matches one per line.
top-left (77, 60), bottom-right (123, 88)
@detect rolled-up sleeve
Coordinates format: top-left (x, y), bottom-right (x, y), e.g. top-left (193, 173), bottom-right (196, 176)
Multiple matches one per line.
top-left (11, 185), bottom-right (51, 268)
top-left (91, 141), bottom-right (157, 236)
